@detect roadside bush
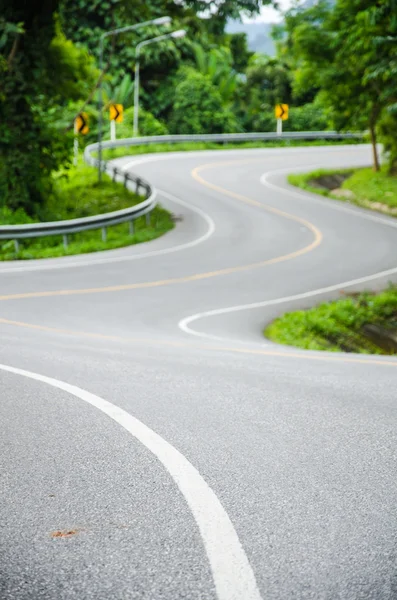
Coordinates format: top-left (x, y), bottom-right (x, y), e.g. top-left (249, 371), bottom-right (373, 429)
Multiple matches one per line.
top-left (169, 68), bottom-right (239, 134)
top-left (61, 104), bottom-right (169, 146)
top-left (284, 102), bottom-right (329, 132)
top-left (112, 107), bottom-right (169, 138)
top-left (0, 205), bottom-right (33, 225)
top-left (247, 103), bottom-right (275, 132)
top-left (238, 100), bottom-right (329, 134)
top-left (265, 288), bottom-right (397, 354)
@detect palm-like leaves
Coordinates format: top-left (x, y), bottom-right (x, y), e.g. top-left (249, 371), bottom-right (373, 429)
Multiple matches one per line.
top-left (192, 43), bottom-right (237, 104)
top-left (102, 74), bottom-right (134, 109)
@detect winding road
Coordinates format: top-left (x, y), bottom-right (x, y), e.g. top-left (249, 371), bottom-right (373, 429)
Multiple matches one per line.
top-left (2, 144), bottom-right (397, 600)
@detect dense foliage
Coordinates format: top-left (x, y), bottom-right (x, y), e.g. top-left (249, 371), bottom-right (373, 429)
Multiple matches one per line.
top-left (278, 0), bottom-right (397, 171)
top-left (1, 0), bottom-right (396, 217)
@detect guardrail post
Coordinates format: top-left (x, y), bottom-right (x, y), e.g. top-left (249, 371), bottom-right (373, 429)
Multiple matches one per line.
top-left (14, 240), bottom-right (19, 253)
top-left (129, 220), bottom-right (134, 235)
top-left (145, 212), bottom-right (151, 227)
top-left (136, 179), bottom-right (140, 194)
top-left (112, 168), bottom-right (117, 182)
top-left (102, 227), bottom-right (107, 242)
top-left (63, 234), bottom-right (68, 249)
top-left (124, 173), bottom-right (129, 188)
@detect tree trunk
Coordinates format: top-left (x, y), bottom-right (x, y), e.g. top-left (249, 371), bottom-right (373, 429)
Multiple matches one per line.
top-left (7, 34), bottom-right (20, 70)
top-left (369, 114), bottom-right (380, 172)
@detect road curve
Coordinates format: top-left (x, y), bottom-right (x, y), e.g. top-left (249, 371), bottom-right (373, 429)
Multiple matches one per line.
top-left (2, 145), bottom-right (397, 600)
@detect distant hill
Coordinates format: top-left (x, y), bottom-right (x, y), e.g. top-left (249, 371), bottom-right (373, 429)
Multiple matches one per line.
top-left (226, 0), bottom-right (334, 56)
top-left (226, 21), bottom-right (276, 56)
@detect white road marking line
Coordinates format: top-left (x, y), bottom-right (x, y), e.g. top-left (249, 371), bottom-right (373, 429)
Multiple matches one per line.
top-left (179, 264), bottom-right (397, 339)
top-left (0, 190), bottom-right (215, 274)
top-left (0, 362), bottom-right (262, 600)
top-left (261, 167), bottom-right (397, 229)
top-left (179, 164), bottom-right (397, 340)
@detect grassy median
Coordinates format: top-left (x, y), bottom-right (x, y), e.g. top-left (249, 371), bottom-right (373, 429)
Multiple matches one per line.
top-left (268, 167), bottom-right (397, 354)
top-left (0, 162), bottom-right (174, 261)
top-left (288, 166), bottom-right (397, 215)
top-left (265, 288), bottom-right (397, 355)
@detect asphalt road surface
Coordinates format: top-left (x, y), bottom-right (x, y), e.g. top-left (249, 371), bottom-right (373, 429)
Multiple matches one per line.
top-left (2, 145), bottom-right (397, 600)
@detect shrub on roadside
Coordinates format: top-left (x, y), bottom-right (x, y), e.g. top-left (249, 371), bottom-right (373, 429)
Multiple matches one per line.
top-left (111, 107), bottom-right (169, 138)
top-left (284, 102), bottom-right (329, 132)
top-left (169, 68), bottom-right (239, 134)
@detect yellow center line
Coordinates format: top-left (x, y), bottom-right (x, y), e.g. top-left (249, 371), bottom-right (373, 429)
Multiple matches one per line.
top-left (1, 316), bottom-right (396, 368)
top-left (2, 157), bottom-right (395, 367)
top-left (0, 317), bottom-right (186, 348)
top-left (0, 158), bottom-right (322, 302)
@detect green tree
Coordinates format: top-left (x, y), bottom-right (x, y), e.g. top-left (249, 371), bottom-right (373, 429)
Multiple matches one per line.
top-left (235, 54), bottom-right (292, 132)
top-left (103, 74), bottom-right (134, 109)
top-left (284, 102), bottom-right (328, 132)
top-left (228, 32), bottom-right (253, 73)
top-left (0, 2), bottom-right (98, 214)
top-left (170, 68), bottom-right (239, 134)
top-left (49, 22), bottom-right (97, 101)
top-left (59, 0), bottom-right (274, 123)
top-left (328, 0), bottom-right (397, 170)
top-left (246, 54), bottom-right (292, 107)
top-left (1, 1), bottom-right (62, 214)
top-left (274, 1), bottom-right (329, 105)
top-left (365, 0), bottom-right (397, 172)
top-left (193, 44), bottom-right (238, 104)
top-left (280, 0), bottom-right (397, 171)
top-left (105, 107), bottom-right (168, 138)
top-left (59, 0), bottom-right (192, 124)
top-left (184, 0), bottom-right (273, 31)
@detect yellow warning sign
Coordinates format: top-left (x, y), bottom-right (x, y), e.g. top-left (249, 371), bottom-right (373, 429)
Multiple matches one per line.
top-left (275, 104), bottom-right (289, 120)
top-left (75, 113), bottom-right (89, 135)
top-left (109, 104), bottom-right (123, 123)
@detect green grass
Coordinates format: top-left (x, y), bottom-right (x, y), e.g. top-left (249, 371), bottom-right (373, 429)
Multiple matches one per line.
top-left (288, 166), bottom-right (397, 214)
top-left (0, 162), bottom-right (174, 261)
top-left (48, 163), bottom-right (137, 219)
top-left (344, 168), bottom-right (397, 209)
top-left (288, 168), bottom-right (353, 198)
top-left (100, 138), bottom-right (363, 161)
top-left (265, 287), bottom-right (397, 355)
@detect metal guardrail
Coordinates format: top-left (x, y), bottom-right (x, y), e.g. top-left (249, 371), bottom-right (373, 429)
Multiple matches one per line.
top-left (0, 163), bottom-right (155, 252)
top-left (1, 131), bottom-right (364, 253)
top-left (85, 130), bottom-right (364, 166)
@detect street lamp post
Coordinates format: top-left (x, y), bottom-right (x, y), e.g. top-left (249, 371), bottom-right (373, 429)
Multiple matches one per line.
top-left (133, 30), bottom-right (186, 138)
top-left (97, 16), bottom-right (171, 182)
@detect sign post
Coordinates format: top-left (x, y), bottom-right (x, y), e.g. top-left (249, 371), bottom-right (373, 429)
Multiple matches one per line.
top-left (74, 113), bottom-right (89, 165)
top-left (110, 119), bottom-right (116, 142)
top-left (73, 119), bottom-right (78, 166)
top-left (109, 104), bottom-right (123, 141)
top-left (275, 104), bottom-right (289, 135)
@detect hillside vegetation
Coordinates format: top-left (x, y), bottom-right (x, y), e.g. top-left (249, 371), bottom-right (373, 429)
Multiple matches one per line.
top-left (1, 0), bottom-right (395, 242)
